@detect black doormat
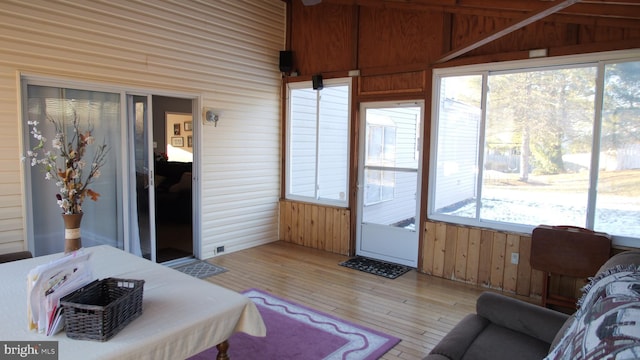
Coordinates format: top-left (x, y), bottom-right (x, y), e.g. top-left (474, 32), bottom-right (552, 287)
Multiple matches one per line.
top-left (173, 260), bottom-right (228, 279)
top-left (339, 257), bottom-right (412, 279)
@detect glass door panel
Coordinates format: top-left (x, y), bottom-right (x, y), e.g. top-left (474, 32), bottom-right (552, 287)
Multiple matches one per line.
top-left (357, 104), bottom-right (422, 267)
top-left (25, 85), bottom-right (124, 256)
top-left (129, 95), bottom-right (155, 261)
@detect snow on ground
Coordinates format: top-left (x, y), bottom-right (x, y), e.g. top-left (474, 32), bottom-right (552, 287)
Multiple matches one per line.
top-left (444, 188), bottom-right (640, 238)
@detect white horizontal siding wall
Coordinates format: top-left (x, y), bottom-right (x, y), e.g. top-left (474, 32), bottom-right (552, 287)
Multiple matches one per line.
top-left (434, 98), bottom-right (480, 211)
top-left (0, 0), bottom-right (285, 257)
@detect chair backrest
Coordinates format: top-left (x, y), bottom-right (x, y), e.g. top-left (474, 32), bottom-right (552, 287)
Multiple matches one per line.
top-left (0, 251), bottom-right (33, 264)
top-left (530, 225), bottom-right (611, 278)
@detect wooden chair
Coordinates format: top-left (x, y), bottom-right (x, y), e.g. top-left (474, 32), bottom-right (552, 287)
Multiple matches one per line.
top-left (0, 250), bottom-right (33, 264)
top-left (530, 225), bottom-right (611, 311)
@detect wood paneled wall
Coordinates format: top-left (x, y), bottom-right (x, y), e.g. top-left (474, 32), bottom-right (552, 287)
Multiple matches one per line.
top-left (422, 221), bottom-right (543, 297)
top-left (421, 220), bottom-right (588, 302)
top-left (279, 200), bottom-right (351, 255)
top-left (282, 1), bottom-right (638, 302)
top-left (288, 1), bottom-right (639, 80)
top-left (278, 202), bottom-right (588, 302)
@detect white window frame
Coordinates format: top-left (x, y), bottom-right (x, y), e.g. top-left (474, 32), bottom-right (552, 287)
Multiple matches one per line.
top-left (285, 78), bottom-right (351, 207)
top-left (428, 49), bottom-right (640, 247)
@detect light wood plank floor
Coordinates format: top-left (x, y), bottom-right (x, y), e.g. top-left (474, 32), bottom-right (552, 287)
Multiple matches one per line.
top-left (205, 241), bottom-right (487, 360)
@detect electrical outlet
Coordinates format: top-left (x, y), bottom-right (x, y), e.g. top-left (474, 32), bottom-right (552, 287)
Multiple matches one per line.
top-left (216, 246), bottom-right (225, 254)
top-left (511, 252), bottom-right (519, 265)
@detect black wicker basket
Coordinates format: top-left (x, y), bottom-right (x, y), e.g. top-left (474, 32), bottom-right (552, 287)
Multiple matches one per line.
top-left (60, 277), bottom-right (145, 341)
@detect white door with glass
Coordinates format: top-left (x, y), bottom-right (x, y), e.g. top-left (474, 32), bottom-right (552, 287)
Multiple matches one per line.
top-left (356, 102), bottom-right (423, 267)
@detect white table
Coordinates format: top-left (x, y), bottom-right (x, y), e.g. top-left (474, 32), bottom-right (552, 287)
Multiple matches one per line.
top-left (0, 245), bottom-right (266, 360)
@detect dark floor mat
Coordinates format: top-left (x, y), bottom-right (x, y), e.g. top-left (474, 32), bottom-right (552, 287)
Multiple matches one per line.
top-left (339, 257), bottom-right (412, 279)
top-left (173, 260), bottom-right (228, 279)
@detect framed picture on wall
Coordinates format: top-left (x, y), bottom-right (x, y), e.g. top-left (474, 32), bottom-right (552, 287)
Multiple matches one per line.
top-left (173, 123), bottom-right (180, 135)
top-left (187, 135), bottom-right (193, 147)
top-left (184, 121), bottom-right (192, 131)
top-left (171, 137), bottom-right (184, 147)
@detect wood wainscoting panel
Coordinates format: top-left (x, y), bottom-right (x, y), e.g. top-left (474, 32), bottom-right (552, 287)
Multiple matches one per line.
top-left (454, 226), bottom-right (470, 282)
top-left (503, 234), bottom-right (520, 293)
top-left (279, 200), bottom-right (351, 255)
top-left (477, 229), bottom-right (494, 287)
top-left (516, 235), bottom-right (533, 296)
top-left (281, 207), bottom-right (587, 302)
top-left (490, 232), bottom-right (507, 291)
top-left (422, 221), bottom-right (545, 299)
top-left (465, 228), bottom-right (481, 285)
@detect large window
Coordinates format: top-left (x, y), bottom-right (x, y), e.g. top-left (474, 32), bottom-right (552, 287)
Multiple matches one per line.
top-left (286, 79), bottom-right (350, 206)
top-left (429, 51), bottom-right (640, 245)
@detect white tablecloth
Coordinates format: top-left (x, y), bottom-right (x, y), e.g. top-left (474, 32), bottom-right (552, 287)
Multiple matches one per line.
top-left (0, 245), bottom-right (266, 360)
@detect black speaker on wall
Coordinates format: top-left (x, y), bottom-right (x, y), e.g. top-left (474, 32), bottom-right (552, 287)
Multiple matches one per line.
top-left (312, 74), bottom-right (323, 90)
top-left (279, 51), bottom-right (293, 72)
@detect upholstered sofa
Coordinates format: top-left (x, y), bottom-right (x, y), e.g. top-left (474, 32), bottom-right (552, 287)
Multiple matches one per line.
top-left (425, 250), bottom-right (640, 360)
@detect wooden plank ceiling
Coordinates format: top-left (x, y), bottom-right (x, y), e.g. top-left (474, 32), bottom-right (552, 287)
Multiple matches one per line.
top-left (299, 0), bottom-right (640, 62)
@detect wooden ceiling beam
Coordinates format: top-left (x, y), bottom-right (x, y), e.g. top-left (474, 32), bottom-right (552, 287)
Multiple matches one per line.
top-left (566, 2), bottom-right (640, 19)
top-left (313, 0), bottom-right (640, 20)
top-left (435, 0), bottom-right (581, 64)
top-left (440, 6), bottom-right (640, 28)
top-left (457, 0), bottom-right (640, 19)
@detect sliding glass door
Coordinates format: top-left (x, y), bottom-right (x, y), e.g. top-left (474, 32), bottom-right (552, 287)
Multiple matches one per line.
top-left (24, 85), bottom-right (124, 255)
top-left (23, 80), bottom-right (197, 261)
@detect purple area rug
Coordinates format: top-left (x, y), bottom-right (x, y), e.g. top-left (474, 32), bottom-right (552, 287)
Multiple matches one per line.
top-left (189, 288), bottom-right (400, 360)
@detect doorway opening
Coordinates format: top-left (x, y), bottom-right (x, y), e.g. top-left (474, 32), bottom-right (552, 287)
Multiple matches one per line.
top-left (153, 96), bottom-right (194, 263)
top-left (132, 95), bottom-right (195, 263)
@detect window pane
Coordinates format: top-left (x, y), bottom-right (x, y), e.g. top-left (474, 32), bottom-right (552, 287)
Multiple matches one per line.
top-left (430, 53), bottom-right (640, 244)
top-left (432, 75), bottom-right (482, 218)
top-left (26, 85), bottom-right (122, 255)
top-left (381, 170), bottom-right (395, 201)
top-left (595, 61), bottom-right (640, 237)
top-left (363, 169), bottom-right (415, 226)
top-left (480, 67), bottom-right (596, 226)
top-left (318, 85), bottom-right (349, 202)
top-left (288, 83), bottom-right (349, 205)
top-left (365, 169), bottom-right (382, 205)
top-left (367, 126), bottom-right (383, 164)
top-left (384, 127), bottom-right (396, 163)
top-left (289, 88), bottom-right (317, 198)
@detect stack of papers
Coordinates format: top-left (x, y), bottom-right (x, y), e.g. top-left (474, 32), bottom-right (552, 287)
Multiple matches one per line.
top-left (27, 250), bottom-right (94, 335)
